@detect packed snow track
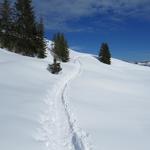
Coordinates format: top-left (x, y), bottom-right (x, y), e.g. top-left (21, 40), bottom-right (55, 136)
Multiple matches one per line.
top-left (40, 57), bottom-right (91, 150)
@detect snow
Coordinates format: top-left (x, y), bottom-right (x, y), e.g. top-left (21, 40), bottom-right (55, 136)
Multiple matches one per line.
top-left (0, 42), bottom-right (150, 150)
top-left (68, 55), bottom-right (150, 150)
top-left (0, 48), bottom-right (54, 150)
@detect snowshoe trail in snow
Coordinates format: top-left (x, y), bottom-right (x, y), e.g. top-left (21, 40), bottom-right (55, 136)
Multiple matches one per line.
top-left (40, 57), bottom-right (91, 150)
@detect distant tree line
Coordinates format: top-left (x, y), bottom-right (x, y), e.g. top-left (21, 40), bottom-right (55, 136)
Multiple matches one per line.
top-left (0, 0), bottom-right (46, 58)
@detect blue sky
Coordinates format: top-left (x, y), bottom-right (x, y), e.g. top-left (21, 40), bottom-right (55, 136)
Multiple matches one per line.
top-left (10, 0), bottom-right (150, 61)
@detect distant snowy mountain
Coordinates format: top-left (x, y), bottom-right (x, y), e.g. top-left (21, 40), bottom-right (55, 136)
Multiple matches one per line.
top-left (134, 61), bottom-right (150, 67)
top-left (0, 41), bottom-right (150, 150)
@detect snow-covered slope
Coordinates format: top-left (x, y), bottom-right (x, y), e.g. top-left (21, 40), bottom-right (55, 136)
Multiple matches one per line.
top-left (68, 56), bottom-right (150, 150)
top-left (0, 48), bottom-right (54, 150)
top-left (0, 43), bottom-right (150, 150)
top-left (0, 46), bottom-right (90, 150)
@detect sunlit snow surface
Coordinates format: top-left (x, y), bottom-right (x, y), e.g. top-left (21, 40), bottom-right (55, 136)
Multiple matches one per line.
top-left (0, 43), bottom-right (150, 150)
top-left (68, 55), bottom-right (150, 150)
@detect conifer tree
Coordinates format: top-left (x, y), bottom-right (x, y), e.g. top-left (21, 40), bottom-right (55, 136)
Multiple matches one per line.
top-left (36, 18), bottom-right (46, 58)
top-left (0, 0), bottom-right (46, 59)
top-left (52, 33), bottom-right (69, 62)
top-left (15, 0), bottom-right (36, 56)
top-left (8, 5), bottom-right (18, 50)
top-left (99, 43), bottom-right (111, 65)
top-left (0, 0), bottom-right (12, 49)
top-left (60, 34), bottom-right (69, 62)
top-left (0, 2), bottom-right (3, 47)
top-left (52, 33), bottom-right (61, 61)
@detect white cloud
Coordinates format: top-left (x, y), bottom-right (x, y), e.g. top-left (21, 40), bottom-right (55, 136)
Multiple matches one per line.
top-left (34, 0), bottom-right (150, 16)
top-left (9, 0), bottom-right (150, 31)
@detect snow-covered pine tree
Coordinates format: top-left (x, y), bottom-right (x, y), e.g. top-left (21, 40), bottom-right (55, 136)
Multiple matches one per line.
top-left (99, 43), bottom-right (111, 65)
top-left (15, 0), bottom-right (37, 56)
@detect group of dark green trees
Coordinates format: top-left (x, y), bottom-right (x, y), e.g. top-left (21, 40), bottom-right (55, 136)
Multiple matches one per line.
top-left (98, 43), bottom-right (111, 65)
top-left (52, 33), bottom-right (69, 63)
top-left (0, 1), bottom-right (110, 66)
top-left (48, 33), bottom-right (69, 74)
top-left (0, 0), bottom-right (46, 58)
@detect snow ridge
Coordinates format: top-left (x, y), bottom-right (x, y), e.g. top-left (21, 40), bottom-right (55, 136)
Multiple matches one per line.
top-left (39, 57), bottom-right (91, 150)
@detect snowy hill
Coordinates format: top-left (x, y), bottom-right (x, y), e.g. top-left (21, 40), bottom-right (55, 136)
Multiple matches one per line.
top-left (0, 43), bottom-right (150, 150)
